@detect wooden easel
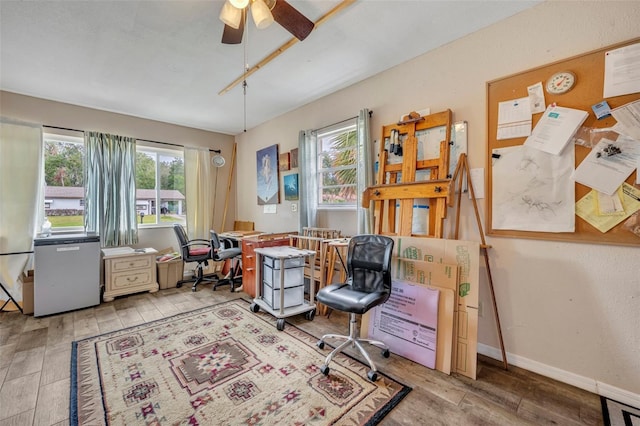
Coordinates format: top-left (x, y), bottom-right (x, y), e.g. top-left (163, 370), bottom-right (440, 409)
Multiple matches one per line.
top-left (450, 153), bottom-right (508, 370)
top-left (363, 111), bottom-right (508, 371)
top-left (365, 110), bottom-right (453, 237)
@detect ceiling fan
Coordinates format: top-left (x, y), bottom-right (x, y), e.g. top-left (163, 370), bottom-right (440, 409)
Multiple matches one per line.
top-left (219, 0), bottom-right (315, 45)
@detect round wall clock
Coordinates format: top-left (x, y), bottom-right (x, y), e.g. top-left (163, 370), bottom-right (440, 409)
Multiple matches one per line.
top-left (545, 71), bottom-right (577, 95)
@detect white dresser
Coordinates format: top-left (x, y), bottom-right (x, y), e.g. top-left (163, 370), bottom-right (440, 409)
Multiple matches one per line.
top-left (102, 247), bottom-right (159, 302)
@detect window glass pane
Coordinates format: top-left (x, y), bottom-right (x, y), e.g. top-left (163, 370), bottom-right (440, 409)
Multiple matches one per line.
top-left (317, 124), bottom-right (357, 207)
top-left (135, 151), bottom-right (157, 224)
top-left (159, 152), bottom-right (185, 225)
top-left (135, 146), bottom-right (185, 226)
top-left (43, 134), bottom-right (85, 229)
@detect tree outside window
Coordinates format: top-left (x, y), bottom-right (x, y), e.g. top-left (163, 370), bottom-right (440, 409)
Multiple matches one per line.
top-left (317, 123), bottom-right (358, 207)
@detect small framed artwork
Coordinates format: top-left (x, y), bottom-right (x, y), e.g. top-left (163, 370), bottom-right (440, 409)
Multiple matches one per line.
top-left (279, 152), bottom-right (290, 171)
top-left (290, 148), bottom-right (299, 168)
top-left (284, 173), bottom-right (299, 201)
top-left (256, 144), bottom-right (280, 205)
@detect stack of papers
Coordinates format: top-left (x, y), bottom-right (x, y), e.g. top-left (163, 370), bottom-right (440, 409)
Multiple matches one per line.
top-left (576, 183), bottom-right (640, 233)
top-left (524, 105), bottom-right (588, 155)
top-left (572, 136), bottom-right (640, 196)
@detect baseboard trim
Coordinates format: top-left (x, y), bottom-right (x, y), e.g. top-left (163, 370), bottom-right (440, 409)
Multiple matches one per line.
top-left (477, 343), bottom-right (640, 409)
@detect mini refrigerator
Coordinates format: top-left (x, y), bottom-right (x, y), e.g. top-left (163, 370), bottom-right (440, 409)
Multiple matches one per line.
top-left (33, 233), bottom-right (101, 317)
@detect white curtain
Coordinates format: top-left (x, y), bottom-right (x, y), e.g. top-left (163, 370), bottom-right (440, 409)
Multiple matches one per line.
top-left (356, 108), bottom-right (374, 234)
top-left (0, 118), bottom-right (43, 302)
top-left (184, 147), bottom-right (214, 240)
top-left (298, 130), bottom-right (317, 232)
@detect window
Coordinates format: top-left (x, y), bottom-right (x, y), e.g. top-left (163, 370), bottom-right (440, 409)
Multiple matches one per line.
top-left (43, 131), bottom-right (85, 230)
top-left (43, 130), bottom-right (186, 231)
top-left (135, 143), bottom-right (186, 226)
top-left (317, 120), bottom-right (358, 208)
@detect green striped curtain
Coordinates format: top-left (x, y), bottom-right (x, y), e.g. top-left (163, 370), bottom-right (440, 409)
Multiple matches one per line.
top-left (85, 132), bottom-right (138, 247)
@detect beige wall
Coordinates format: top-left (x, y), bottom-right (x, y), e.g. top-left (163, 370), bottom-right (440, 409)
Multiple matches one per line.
top-left (234, 1), bottom-right (640, 405)
top-left (0, 91), bottom-right (237, 247)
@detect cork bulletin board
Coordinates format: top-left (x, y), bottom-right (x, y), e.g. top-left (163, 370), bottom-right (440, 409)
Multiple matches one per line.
top-left (486, 37), bottom-right (640, 246)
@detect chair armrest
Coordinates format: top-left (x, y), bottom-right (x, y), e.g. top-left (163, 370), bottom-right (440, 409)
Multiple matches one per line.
top-left (219, 236), bottom-right (237, 249)
top-left (183, 239), bottom-right (212, 249)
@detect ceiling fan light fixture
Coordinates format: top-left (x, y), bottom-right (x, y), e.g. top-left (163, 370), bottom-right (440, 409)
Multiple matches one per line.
top-left (229, 0), bottom-right (250, 9)
top-left (219, 1), bottom-right (242, 29)
top-left (251, 0), bottom-right (274, 29)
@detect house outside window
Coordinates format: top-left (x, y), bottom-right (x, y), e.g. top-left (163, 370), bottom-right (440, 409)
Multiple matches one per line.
top-left (317, 120), bottom-right (358, 209)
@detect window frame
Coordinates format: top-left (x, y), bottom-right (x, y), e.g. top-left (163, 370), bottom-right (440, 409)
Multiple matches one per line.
top-left (135, 142), bottom-right (186, 228)
top-left (42, 130), bottom-right (86, 233)
top-left (42, 131), bottom-right (187, 232)
top-left (316, 120), bottom-right (358, 211)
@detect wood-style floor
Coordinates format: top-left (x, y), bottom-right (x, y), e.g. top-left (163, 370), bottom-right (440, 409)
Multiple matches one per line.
top-left (0, 285), bottom-right (603, 425)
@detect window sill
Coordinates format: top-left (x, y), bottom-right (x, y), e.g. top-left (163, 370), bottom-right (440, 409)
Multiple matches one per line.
top-left (316, 205), bottom-right (357, 211)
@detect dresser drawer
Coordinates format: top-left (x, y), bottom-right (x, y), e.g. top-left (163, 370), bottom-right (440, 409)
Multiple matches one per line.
top-left (109, 256), bottom-right (152, 272)
top-left (111, 270), bottom-right (154, 289)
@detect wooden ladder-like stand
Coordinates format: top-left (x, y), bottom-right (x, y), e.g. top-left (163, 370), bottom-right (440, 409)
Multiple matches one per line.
top-left (362, 110), bottom-right (508, 370)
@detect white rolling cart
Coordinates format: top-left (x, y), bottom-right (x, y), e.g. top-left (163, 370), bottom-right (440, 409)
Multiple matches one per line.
top-left (250, 246), bottom-right (316, 331)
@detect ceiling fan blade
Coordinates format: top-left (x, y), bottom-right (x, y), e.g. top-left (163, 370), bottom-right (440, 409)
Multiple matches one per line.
top-left (271, 0), bottom-right (315, 41)
top-left (222, 17), bottom-right (245, 44)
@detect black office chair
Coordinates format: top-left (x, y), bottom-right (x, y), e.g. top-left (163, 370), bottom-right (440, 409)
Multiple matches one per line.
top-left (316, 234), bottom-right (394, 382)
top-left (210, 230), bottom-right (243, 292)
top-left (173, 224), bottom-right (215, 292)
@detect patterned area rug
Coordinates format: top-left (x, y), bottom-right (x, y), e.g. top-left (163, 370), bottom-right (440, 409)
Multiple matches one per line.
top-left (601, 397), bottom-right (640, 426)
top-left (70, 299), bottom-right (411, 425)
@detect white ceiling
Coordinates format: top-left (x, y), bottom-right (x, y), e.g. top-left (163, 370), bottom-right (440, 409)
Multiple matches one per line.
top-left (0, 1), bottom-right (540, 135)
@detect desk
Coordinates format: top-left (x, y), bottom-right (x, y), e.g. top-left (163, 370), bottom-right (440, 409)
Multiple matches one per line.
top-left (218, 231), bottom-right (263, 290)
top-left (219, 230), bottom-right (263, 241)
top-left (239, 232), bottom-right (294, 297)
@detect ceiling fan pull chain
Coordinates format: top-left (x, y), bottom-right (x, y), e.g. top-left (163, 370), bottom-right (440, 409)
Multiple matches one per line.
top-left (243, 79), bottom-right (248, 133)
top-left (243, 18), bottom-right (249, 133)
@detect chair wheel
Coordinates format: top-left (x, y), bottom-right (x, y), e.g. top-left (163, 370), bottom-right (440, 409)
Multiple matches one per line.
top-left (305, 309), bottom-right (315, 321)
top-left (176, 282), bottom-right (182, 288)
top-left (382, 348), bottom-right (390, 358)
top-left (250, 303), bottom-right (260, 313)
top-left (317, 340), bottom-right (324, 349)
top-left (367, 371), bottom-right (378, 382)
top-left (276, 319), bottom-right (285, 331)
top-left (320, 365), bottom-right (330, 376)
top-left (191, 287), bottom-right (196, 292)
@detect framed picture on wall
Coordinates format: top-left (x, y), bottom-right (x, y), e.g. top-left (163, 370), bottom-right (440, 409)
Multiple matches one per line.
top-left (290, 148), bottom-right (299, 168)
top-left (256, 144), bottom-right (280, 205)
top-left (279, 152), bottom-right (290, 171)
top-left (284, 173), bottom-right (299, 201)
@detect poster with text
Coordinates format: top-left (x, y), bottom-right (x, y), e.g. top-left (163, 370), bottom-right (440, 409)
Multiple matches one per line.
top-left (368, 280), bottom-right (439, 369)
